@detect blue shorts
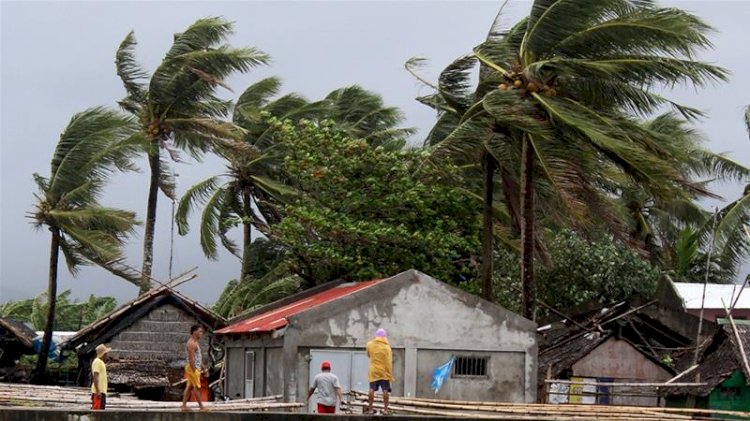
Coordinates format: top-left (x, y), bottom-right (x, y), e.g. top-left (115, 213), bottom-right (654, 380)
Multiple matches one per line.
top-left (369, 379), bottom-right (391, 392)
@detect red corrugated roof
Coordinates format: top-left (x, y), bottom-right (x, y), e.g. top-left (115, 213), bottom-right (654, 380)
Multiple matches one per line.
top-left (216, 280), bottom-right (383, 335)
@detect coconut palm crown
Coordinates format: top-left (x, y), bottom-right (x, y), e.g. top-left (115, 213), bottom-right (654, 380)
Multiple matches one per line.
top-left (431, 0), bottom-right (729, 318)
top-left (30, 107), bottom-right (139, 378)
top-left (114, 17), bottom-right (269, 293)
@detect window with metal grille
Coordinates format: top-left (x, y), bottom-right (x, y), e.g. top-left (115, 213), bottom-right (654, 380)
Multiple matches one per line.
top-left (453, 356), bottom-right (488, 377)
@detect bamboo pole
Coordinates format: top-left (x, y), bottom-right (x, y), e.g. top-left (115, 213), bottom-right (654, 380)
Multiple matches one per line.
top-left (722, 298), bottom-right (750, 378)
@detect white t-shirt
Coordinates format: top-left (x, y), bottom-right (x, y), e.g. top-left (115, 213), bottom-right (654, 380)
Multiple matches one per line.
top-left (312, 371), bottom-right (341, 406)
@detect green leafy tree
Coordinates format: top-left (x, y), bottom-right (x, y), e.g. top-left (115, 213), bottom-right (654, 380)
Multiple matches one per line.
top-left (435, 0), bottom-right (727, 318)
top-left (491, 230), bottom-right (661, 321)
top-left (177, 79), bottom-right (412, 286)
top-left (270, 118), bottom-right (481, 286)
top-left (114, 17), bottom-right (269, 293)
top-left (30, 107), bottom-right (139, 379)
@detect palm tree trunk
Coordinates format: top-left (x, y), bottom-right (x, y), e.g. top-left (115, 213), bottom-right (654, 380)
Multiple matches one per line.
top-left (520, 136), bottom-right (535, 319)
top-left (139, 146), bottom-right (160, 294)
top-left (481, 150), bottom-right (496, 301)
top-left (35, 227), bottom-right (60, 380)
top-left (240, 188), bottom-right (253, 283)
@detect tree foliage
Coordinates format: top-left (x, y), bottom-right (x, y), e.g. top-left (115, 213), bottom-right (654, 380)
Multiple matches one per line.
top-left (0, 291), bottom-right (117, 331)
top-left (488, 230), bottom-right (661, 321)
top-left (270, 118), bottom-right (481, 285)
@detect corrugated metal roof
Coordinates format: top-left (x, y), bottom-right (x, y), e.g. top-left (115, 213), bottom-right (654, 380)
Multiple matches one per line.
top-left (673, 282), bottom-right (750, 310)
top-left (216, 280), bottom-right (383, 335)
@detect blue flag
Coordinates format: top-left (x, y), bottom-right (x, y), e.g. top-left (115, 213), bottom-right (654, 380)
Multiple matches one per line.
top-left (431, 356), bottom-right (455, 394)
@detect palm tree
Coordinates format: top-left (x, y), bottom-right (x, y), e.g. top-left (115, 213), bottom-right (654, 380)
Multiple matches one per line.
top-left (427, 1), bottom-right (727, 318)
top-left (114, 17), bottom-right (269, 293)
top-left (30, 107), bottom-right (139, 379)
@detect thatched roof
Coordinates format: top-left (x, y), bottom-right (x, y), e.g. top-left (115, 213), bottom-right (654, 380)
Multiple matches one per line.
top-left (663, 323), bottom-right (750, 397)
top-left (65, 285), bottom-right (225, 354)
top-left (0, 318), bottom-right (36, 350)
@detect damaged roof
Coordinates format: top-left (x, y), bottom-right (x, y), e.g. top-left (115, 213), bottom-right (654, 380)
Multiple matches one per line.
top-left (0, 318), bottom-right (36, 349)
top-left (217, 279), bottom-right (383, 335)
top-left (664, 322), bottom-right (750, 397)
top-left (538, 301), bottom-right (697, 385)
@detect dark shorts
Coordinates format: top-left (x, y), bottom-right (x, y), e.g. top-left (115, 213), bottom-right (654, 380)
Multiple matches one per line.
top-left (369, 379), bottom-right (391, 392)
top-left (317, 403), bottom-right (336, 414)
top-left (91, 393), bottom-right (106, 410)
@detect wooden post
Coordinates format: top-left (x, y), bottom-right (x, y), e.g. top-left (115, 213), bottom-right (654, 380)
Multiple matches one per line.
top-left (542, 363), bottom-right (552, 403)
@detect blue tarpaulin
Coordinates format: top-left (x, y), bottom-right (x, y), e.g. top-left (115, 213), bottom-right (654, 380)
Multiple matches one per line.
top-left (431, 356), bottom-right (455, 394)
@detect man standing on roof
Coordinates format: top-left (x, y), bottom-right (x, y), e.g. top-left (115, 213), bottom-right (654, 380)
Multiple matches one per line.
top-left (307, 360), bottom-right (344, 414)
top-left (181, 325), bottom-right (206, 412)
top-left (366, 328), bottom-right (393, 415)
top-left (91, 344), bottom-right (111, 410)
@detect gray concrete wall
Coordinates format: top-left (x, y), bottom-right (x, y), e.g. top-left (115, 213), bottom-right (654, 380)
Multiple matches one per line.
top-left (265, 347), bottom-right (283, 396)
top-left (415, 349), bottom-right (527, 402)
top-left (286, 270), bottom-right (537, 403)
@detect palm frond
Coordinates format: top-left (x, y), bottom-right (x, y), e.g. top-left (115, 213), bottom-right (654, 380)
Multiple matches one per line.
top-left (115, 30), bottom-right (148, 102)
top-left (199, 184), bottom-right (233, 260)
top-left (176, 176), bottom-right (221, 235)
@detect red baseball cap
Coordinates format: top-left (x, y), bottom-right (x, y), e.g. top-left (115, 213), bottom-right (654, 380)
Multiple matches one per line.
top-left (321, 361), bottom-right (331, 370)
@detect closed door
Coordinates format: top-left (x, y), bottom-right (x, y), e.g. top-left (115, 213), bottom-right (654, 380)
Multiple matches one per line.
top-left (308, 350), bottom-right (354, 413)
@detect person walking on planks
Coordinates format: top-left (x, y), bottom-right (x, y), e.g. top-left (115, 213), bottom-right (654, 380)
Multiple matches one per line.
top-left (91, 344), bottom-right (111, 410)
top-left (366, 328), bottom-right (393, 415)
top-left (181, 325), bottom-right (206, 412)
top-left (307, 360), bottom-right (344, 414)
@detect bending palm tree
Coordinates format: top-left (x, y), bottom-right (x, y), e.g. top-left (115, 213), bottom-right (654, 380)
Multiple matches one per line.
top-left (114, 17), bottom-right (269, 293)
top-left (30, 107), bottom-right (139, 378)
top-left (433, 0), bottom-right (727, 318)
top-left (480, 0), bottom-right (726, 318)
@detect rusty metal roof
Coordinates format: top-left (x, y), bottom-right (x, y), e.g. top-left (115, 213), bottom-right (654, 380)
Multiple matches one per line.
top-left (216, 280), bottom-right (383, 335)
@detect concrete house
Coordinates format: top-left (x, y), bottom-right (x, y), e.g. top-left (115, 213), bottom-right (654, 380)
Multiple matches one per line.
top-left (216, 269), bottom-right (538, 407)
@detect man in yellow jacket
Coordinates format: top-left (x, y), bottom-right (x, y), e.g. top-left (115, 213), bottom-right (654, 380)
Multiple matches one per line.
top-left (366, 328), bottom-right (393, 414)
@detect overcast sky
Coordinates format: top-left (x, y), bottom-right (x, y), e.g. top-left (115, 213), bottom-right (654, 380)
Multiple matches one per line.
top-left (2, 1), bottom-right (749, 307)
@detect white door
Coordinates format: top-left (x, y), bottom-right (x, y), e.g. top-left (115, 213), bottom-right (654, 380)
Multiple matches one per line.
top-left (308, 350), bottom-right (353, 413)
top-left (244, 351), bottom-right (255, 398)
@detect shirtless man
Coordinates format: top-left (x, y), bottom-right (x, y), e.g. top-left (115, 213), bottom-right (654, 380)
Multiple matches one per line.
top-left (181, 325), bottom-right (205, 411)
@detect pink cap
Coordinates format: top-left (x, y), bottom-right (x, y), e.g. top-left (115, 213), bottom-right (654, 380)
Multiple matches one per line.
top-left (375, 328), bottom-right (387, 337)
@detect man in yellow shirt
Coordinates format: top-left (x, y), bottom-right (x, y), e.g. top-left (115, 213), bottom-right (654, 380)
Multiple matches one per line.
top-left (91, 344), bottom-right (111, 410)
top-left (366, 328), bottom-right (393, 414)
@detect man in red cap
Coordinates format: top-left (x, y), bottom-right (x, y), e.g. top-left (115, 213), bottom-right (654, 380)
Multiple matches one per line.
top-left (307, 360), bottom-right (343, 414)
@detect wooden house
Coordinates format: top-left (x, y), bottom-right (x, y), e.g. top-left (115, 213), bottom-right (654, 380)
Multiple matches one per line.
top-left (538, 301), bottom-right (705, 406)
top-left (0, 318), bottom-right (36, 381)
top-left (64, 286), bottom-right (225, 399)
